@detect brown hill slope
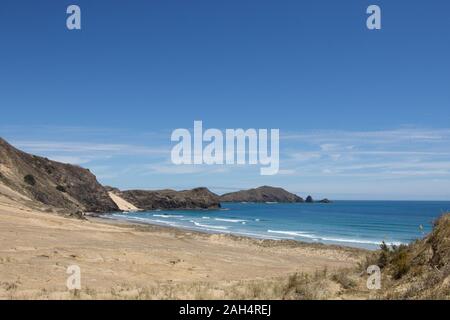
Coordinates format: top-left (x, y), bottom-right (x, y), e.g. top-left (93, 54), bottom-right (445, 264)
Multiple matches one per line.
top-left (108, 187), bottom-right (221, 210)
top-left (220, 186), bottom-right (304, 203)
top-left (0, 137), bottom-right (119, 214)
top-left (377, 213), bottom-right (450, 299)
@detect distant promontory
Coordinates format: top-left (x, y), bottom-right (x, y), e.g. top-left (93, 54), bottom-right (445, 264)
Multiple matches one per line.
top-left (220, 186), bottom-right (303, 203)
top-left (220, 186), bottom-right (331, 204)
top-left (0, 137), bottom-right (330, 216)
top-left (107, 187), bottom-right (221, 211)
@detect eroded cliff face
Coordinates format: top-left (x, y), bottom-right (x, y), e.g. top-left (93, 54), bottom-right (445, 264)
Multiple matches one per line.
top-left (0, 137), bottom-right (119, 214)
top-left (220, 186), bottom-right (304, 203)
top-left (109, 187), bottom-right (221, 210)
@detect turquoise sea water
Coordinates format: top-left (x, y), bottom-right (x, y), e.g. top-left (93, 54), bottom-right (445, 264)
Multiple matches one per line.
top-left (105, 201), bottom-right (450, 250)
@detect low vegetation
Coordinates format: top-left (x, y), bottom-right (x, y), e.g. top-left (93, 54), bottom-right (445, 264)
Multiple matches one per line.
top-left (56, 185), bottom-right (67, 193)
top-left (367, 214), bottom-right (450, 299)
top-left (23, 174), bottom-right (36, 186)
top-left (377, 242), bottom-right (411, 279)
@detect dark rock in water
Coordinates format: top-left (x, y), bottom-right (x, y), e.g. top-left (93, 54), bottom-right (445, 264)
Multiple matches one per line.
top-left (116, 187), bottom-right (221, 210)
top-left (318, 198), bottom-right (332, 203)
top-left (0, 137), bottom-right (119, 214)
top-left (220, 186), bottom-right (304, 203)
top-left (305, 195), bottom-right (314, 203)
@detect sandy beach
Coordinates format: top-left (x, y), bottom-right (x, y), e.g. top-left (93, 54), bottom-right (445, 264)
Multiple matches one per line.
top-left (0, 195), bottom-right (368, 299)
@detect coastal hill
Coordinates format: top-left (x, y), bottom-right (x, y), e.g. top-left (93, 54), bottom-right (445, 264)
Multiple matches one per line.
top-left (107, 187), bottom-right (221, 210)
top-left (220, 185), bottom-right (304, 203)
top-left (0, 138), bottom-right (221, 213)
top-left (0, 137), bottom-right (328, 214)
top-left (0, 137), bottom-right (119, 214)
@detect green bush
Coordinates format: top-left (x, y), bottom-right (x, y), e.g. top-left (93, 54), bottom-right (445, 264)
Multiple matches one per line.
top-left (377, 241), bottom-right (390, 268)
top-left (24, 174), bottom-right (36, 186)
top-left (390, 246), bottom-right (411, 279)
top-left (376, 241), bottom-right (411, 279)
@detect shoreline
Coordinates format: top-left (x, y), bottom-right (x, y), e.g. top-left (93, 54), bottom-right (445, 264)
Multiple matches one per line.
top-left (0, 201), bottom-right (368, 299)
top-left (89, 214), bottom-right (369, 254)
top-left (94, 210), bottom-right (397, 251)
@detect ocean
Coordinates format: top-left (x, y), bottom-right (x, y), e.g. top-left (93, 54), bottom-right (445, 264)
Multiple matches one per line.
top-left (105, 201), bottom-right (450, 250)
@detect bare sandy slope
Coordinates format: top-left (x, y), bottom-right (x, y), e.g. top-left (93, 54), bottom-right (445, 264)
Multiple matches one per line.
top-left (0, 196), bottom-right (367, 299)
top-left (108, 192), bottom-right (140, 211)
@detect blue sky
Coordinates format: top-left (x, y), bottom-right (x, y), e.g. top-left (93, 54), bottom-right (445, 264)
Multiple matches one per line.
top-left (1, 1), bottom-right (450, 199)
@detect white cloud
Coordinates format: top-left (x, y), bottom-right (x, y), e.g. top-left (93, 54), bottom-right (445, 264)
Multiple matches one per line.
top-left (320, 143), bottom-right (340, 151)
top-left (5, 126), bottom-right (450, 199)
top-left (45, 155), bottom-right (94, 165)
top-left (282, 128), bottom-right (450, 144)
top-left (12, 141), bottom-right (168, 155)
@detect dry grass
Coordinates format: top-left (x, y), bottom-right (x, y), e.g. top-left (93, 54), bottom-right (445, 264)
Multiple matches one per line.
top-left (1, 267), bottom-right (366, 300)
top-left (331, 269), bottom-right (358, 290)
top-left (78, 267), bottom-right (366, 300)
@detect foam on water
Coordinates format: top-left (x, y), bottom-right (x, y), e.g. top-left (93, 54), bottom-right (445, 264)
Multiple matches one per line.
top-left (106, 201), bottom-right (449, 250)
top-left (267, 230), bottom-right (318, 239)
top-left (192, 221), bottom-right (229, 230)
top-left (214, 218), bottom-right (247, 223)
top-left (268, 230), bottom-right (404, 246)
top-left (153, 214), bottom-right (184, 218)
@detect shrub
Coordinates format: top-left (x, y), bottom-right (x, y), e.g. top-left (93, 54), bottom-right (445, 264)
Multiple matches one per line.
top-left (376, 242), bottom-right (411, 279)
top-left (357, 252), bottom-right (379, 272)
top-left (331, 270), bottom-right (357, 289)
top-left (377, 241), bottom-right (390, 268)
top-left (56, 185), bottom-right (66, 193)
top-left (24, 174), bottom-right (36, 186)
top-left (281, 270), bottom-right (331, 300)
top-left (390, 246), bottom-right (411, 279)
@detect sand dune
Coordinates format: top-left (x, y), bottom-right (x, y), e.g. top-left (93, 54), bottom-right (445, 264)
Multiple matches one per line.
top-left (108, 192), bottom-right (140, 212)
top-left (0, 194), bottom-right (366, 299)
